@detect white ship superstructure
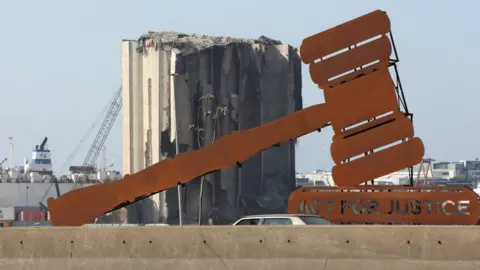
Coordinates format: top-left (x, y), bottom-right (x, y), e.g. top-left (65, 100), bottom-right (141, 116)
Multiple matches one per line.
top-left (24, 137), bottom-right (53, 183)
top-left (0, 137), bottom-right (122, 209)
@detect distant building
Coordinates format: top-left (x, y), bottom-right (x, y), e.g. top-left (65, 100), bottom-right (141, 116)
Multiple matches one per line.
top-left (467, 170), bottom-right (480, 180)
top-left (432, 162), bottom-right (464, 179)
top-left (295, 177), bottom-right (311, 187)
top-left (433, 162), bottom-right (464, 170)
top-left (296, 171), bottom-right (333, 186)
top-left (297, 159), bottom-right (480, 187)
top-left (463, 159), bottom-right (480, 180)
top-left (465, 160), bottom-right (480, 170)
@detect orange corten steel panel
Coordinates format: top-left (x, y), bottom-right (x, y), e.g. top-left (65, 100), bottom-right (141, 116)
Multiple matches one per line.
top-left (326, 61), bottom-right (388, 89)
top-left (336, 113), bottom-right (396, 140)
top-left (48, 10), bottom-right (430, 226)
top-left (309, 35), bottom-right (392, 85)
top-left (325, 69), bottom-right (399, 133)
top-left (330, 113), bottom-right (414, 164)
top-left (288, 186), bottom-right (480, 225)
top-left (300, 9), bottom-right (390, 64)
top-left (332, 138), bottom-right (424, 186)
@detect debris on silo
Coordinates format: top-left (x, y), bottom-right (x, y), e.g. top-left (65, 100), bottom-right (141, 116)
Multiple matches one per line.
top-left (136, 31), bottom-right (283, 54)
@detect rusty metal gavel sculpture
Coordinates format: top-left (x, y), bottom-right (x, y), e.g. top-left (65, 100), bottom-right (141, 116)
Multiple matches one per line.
top-left (48, 10), bottom-right (424, 226)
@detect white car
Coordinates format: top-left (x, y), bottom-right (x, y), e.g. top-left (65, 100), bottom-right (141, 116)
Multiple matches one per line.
top-left (232, 214), bottom-right (331, 226)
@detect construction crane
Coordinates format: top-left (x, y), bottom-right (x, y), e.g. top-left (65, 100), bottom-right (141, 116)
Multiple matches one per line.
top-left (72, 88), bottom-right (122, 189)
top-left (83, 88), bottom-right (122, 168)
top-left (36, 87), bottom-right (122, 209)
top-left (39, 177), bottom-right (61, 211)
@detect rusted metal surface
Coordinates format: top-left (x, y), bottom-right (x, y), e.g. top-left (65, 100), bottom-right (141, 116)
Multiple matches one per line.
top-left (331, 113), bottom-right (413, 164)
top-left (332, 138), bottom-right (424, 186)
top-left (288, 186), bottom-right (480, 225)
top-left (309, 35), bottom-right (391, 86)
top-left (300, 10), bottom-right (391, 64)
top-left (325, 69), bottom-right (399, 132)
top-left (303, 9), bottom-right (424, 186)
top-left (49, 10), bottom-right (432, 226)
top-left (328, 61), bottom-right (387, 88)
top-left (48, 105), bottom-right (331, 226)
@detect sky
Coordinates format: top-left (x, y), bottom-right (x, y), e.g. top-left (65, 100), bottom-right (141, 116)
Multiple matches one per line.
top-left (0, 0), bottom-right (479, 175)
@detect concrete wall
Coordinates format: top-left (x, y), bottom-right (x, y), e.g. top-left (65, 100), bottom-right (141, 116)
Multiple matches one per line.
top-left (121, 33), bottom-right (302, 224)
top-left (0, 226), bottom-right (479, 270)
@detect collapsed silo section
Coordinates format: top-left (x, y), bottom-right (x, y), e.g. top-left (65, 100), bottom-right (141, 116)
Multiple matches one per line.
top-left (121, 32), bottom-right (302, 225)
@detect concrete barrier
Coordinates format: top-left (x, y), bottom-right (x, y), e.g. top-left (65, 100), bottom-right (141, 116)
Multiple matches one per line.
top-left (0, 226), bottom-right (478, 270)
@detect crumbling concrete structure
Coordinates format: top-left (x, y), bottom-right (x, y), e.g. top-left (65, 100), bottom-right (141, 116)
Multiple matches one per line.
top-left (121, 32), bottom-right (302, 224)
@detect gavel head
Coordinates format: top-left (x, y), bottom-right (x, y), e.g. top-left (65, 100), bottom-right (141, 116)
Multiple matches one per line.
top-left (300, 10), bottom-right (424, 187)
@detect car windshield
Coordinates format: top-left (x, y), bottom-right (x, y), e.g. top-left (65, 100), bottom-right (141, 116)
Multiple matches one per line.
top-left (298, 216), bottom-right (330, 225)
top-left (235, 218), bottom-right (260, 225)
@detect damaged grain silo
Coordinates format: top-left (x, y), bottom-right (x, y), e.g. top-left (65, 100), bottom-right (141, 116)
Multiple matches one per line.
top-left (121, 31), bottom-right (302, 225)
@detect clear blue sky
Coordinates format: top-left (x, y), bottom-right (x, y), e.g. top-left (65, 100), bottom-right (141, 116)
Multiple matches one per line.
top-left (0, 0), bottom-right (478, 174)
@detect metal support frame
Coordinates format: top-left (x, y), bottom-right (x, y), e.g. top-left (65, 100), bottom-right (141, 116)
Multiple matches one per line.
top-left (387, 31), bottom-right (415, 186)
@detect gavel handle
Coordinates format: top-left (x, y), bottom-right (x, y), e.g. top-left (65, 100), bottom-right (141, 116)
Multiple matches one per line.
top-left (48, 104), bottom-right (330, 226)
